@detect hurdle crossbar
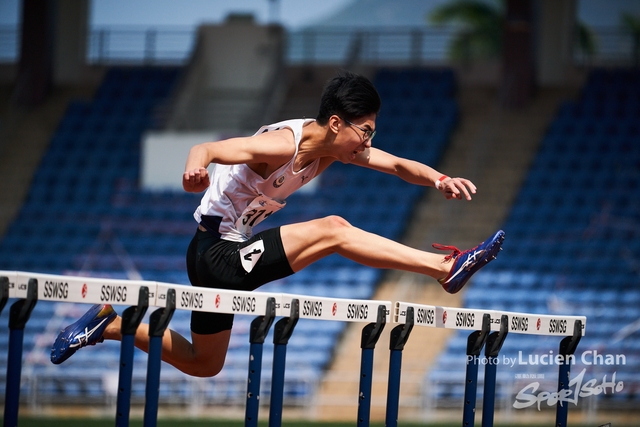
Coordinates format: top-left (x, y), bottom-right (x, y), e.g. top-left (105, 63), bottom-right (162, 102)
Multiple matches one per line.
top-left (3, 270), bottom-right (398, 319)
top-left (394, 301), bottom-right (587, 427)
top-left (394, 302), bottom-right (586, 336)
top-left (1, 271), bottom-right (588, 427)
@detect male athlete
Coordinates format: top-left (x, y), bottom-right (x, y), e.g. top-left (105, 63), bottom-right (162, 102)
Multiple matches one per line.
top-left (52, 71), bottom-right (504, 377)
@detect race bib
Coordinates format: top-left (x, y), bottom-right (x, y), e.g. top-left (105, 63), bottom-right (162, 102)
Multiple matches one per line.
top-left (235, 194), bottom-right (286, 236)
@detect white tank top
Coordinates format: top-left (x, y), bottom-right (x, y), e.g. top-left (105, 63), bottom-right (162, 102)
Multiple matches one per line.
top-left (194, 118), bottom-right (320, 242)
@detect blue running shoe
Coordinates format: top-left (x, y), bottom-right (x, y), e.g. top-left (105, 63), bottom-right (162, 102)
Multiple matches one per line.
top-left (51, 304), bottom-right (116, 364)
top-left (433, 230), bottom-right (505, 294)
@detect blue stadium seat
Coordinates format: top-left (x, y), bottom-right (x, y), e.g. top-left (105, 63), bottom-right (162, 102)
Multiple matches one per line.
top-left (0, 65), bottom-right (462, 405)
top-left (430, 68), bottom-right (640, 404)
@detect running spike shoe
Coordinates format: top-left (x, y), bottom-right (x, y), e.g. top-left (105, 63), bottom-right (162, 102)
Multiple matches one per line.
top-left (433, 230), bottom-right (505, 294)
top-left (50, 304), bottom-right (116, 364)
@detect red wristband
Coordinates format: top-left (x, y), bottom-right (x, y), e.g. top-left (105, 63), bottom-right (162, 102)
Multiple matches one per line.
top-left (436, 175), bottom-right (449, 190)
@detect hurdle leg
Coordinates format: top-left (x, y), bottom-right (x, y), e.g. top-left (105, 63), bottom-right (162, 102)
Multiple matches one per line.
top-left (481, 315), bottom-right (508, 427)
top-left (357, 305), bottom-right (386, 427)
top-left (245, 297), bottom-right (276, 427)
top-left (116, 286), bottom-right (150, 427)
top-left (385, 307), bottom-right (414, 427)
top-left (0, 276), bottom-right (9, 315)
top-left (269, 299), bottom-right (299, 427)
top-left (555, 319), bottom-right (583, 427)
top-left (462, 313), bottom-right (491, 427)
top-left (4, 278), bottom-right (37, 427)
top-left (143, 289), bottom-right (176, 427)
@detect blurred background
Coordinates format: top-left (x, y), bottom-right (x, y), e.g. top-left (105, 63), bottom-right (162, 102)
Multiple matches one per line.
top-left (0, 0), bottom-right (639, 425)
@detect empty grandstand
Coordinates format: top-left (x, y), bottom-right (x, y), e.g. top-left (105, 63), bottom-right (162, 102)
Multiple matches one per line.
top-left (0, 1), bottom-right (639, 424)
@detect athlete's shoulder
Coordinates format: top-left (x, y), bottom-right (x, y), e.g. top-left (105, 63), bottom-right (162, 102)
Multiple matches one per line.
top-left (254, 119), bottom-right (314, 137)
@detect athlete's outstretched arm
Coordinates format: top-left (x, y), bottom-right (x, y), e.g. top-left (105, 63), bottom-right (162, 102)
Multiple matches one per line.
top-left (353, 147), bottom-right (476, 200)
top-left (182, 130), bottom-right (296, 193)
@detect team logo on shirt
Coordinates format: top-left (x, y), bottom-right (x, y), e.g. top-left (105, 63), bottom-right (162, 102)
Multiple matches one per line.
top-left (273, 175), bottom-right (286, 188)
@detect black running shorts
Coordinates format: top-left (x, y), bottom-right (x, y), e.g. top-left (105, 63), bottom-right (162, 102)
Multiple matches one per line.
top-left (186, 225), bottom-right (294, 335)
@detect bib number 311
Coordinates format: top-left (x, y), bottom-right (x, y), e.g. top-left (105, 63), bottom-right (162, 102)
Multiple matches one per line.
top-left (235, 195), bottom-right (285, 236)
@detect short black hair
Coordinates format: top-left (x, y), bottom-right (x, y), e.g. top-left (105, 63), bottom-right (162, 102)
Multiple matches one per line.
top-left (316, 71), bottom-right (381, 125)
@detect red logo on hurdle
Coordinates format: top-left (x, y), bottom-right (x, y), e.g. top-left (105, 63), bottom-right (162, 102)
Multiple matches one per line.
top-left (332, 302), bottom-right (337, 316)
top-left (536, 318), bottom-right (541, 331)
top-left (443, 310), bottom-right (447, 324)
top-left (215, 294), bottom-right (220, 308)
top-left (82, 284), bottom-right (87, 298)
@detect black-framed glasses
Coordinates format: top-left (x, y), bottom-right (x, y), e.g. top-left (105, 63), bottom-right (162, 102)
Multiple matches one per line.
top-left (341, 117), bottom-right (376, 142)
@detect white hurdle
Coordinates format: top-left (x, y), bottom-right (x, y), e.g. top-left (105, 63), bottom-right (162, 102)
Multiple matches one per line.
top-left (0, 271), bottom-right (393, 427)
top-left (394, 301), bottom-right (586, 427)
top-left (0, 271), bottom-right (587, 427)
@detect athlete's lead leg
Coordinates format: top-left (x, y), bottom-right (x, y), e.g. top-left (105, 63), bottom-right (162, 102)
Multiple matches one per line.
top-left (280, 216), bottom-right (504, 294)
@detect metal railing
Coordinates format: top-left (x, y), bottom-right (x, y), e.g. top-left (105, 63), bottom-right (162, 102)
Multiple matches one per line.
top-left (87, 26), bottom-right (194, 65)
top-left (0, 25), bottom-right (638, 67)
top-left (84, 25), bottom-right (457, 66)
top-left (574, 26), bottom-right (640, 66)
top-left (286, 27), bottom-right (455, 65)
